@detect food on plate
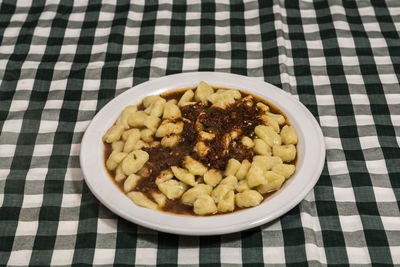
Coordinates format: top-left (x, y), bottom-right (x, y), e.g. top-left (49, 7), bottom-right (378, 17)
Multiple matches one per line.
top-left (103, 81), bottom-right (298, 215)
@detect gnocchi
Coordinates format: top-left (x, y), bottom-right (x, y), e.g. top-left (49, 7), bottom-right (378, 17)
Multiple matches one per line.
top-left (103, 81), bottom-right (298, 216)
top-left (224, 158), bottom-right (241, 176)
top-left (123, 129), bottom-right (141, 153)
top-left (127, 192), bottom-right (157, 210)
top-left (241, 136), bottom-right (254, 148)
top-left (155, 121), bottom-right (184, 137)
top-left (178, 89), bottom-right (195, 106)
top-left (181, 184), bottom-right (212, 205)
top-left (236, 179), bottom-right (250, 192)
top-left (158, 179), bottom-right (188, 199)
top-left (121, 150), bottom-right (149, 176)
top-left (193, 195), bottom-right (217, 215)
top-left (161, 134), bottom-right (181, 148)
top-left (163, 100), bottom-right (181, 120)
top-left (111, 140), bottom-right (124, 152)
top-left (115, 165), bottom-right (126, 182)
top-left (235, 190), bottom-right (263, 208)
top-left (103, 124), bottom-right (124, 143)
top-left (253, 138), bottom-right (271, 156)
top-left (184, 156), bottom-right (208, 176)
top-left (144, 97), bottom-right (166, 118)
top-left (257, 172), bottom-right (286, 194)
top-left (106, 151), bottom-right (127, 171)
top-left (117, 105), bottom-right (137, 129)
top-left (255, 125), bottom-right (282, 147)
top-left (272, 144), bottom-right (296, 162)
top-left (124, 174), bottom-right (141, 192)
top-left (195, 81), bottom-right (214, 102)
top-left (171, 166), bottom-right (196, 186)
top-left (212, 184), bottom-right (232, 203)
top-left (128, 111), bottom-right (148, 127)
top-left (204, 169), bottom-right (222, 187)
top-left (280, 125), bottom-right (298, 145)
top-left (235, 159), bottom-right (251, 180)
top-left (217, 190), bottom-right (235, 212)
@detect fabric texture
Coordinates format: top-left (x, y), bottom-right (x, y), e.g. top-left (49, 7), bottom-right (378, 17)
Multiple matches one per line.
top-left (1, 0), bottom-right (399, 266)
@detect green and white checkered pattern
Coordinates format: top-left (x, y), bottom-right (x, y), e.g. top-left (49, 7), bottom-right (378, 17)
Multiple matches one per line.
top-left (1, 0), bottom-right (399, 265)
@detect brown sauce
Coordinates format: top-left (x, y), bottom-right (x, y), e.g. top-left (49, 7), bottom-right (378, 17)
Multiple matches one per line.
top-left (104, 87), bottom-right (297, 216)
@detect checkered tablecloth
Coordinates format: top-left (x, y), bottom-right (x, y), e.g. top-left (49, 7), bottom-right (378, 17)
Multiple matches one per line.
top-left (1, 0), bottom-right (399, 266)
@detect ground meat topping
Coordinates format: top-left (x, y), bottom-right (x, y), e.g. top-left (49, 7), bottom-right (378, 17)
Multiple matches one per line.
top-left (138, 95), bottom-right (262, 183)
top-left (193, 98), bottom-right (262, 169)
top-left (181, 103), bottom-right (206, 122)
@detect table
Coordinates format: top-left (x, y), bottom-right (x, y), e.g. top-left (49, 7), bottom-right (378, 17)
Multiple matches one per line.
top-left (1, 0), bottom-right (399, 265)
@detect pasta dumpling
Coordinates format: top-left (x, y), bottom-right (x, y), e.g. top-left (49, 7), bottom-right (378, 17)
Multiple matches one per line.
top-left (127, 192), bottom-right (157, 209)
top-left (272, 163), bottom-right (296, 178)
top-left (171, 166), bottom-right (196, 186)
top-left (144, 116), bottom-right (161, 132)
top-left (207, 89), bottom-right (241, 109)
top-left (253, 138), bottom-right (271, 155)
top-left (156, 121), bottom-right (184, 137)
top-left (235, 190), bottom-right (263, 208)
top-left (241, 136), bottom-right (254, 148)
top-left (204, 169), bottom-right (222, 187)
top-left (163, 100), bottom-right (181, 120)
top-left (155, 169), bottom-right (174, 185)
top-left (178, 89), bottom-right (195, 106)
top-left (121, 150), bottom-right (149, 176)
top-left (246, 163), bottom-right (265, 188)
top-left (117, 105), bottom-right (137, 129)
top-left (266, 112), bottom-right (285, 125)
top-left (140, 129), bottom-right (154, 142)
top-left (181, 184), bottom-right (212, 205)
top-left (272, 144), bottom-right (296, 162)
top-left (161, 134), bottom-right (181, 148)
top-left (224, 158), bottom-right (241, 176)
top-left (123, 129), bottom-right (141, 153)
top-left (217, 190), bottom-right (235, 213)
top-left (219, 175), bottom-right (238, 189)
top-left (236, 179), bottom-right (250, 192)
top-left (115, 165), bottom-right (126, 182)
top-left (158, 179), bottom-right (188, 199)
top-left (128, 111), bottom-right (148, 127)
top-left (106, 151), bottom-right (128, 171)
top-left (212, 184), bottom-right (232, 203)
top-left (257, 171), bottom-right (285, 194)
top-left (184, 156), bottom-right (208, 176)
top-left (261, 115), bottom-right (280, 133)
top-left (252, 155), bottom-right (283, 171)
top-left (143, 95), bottom-right (163, 108)
top-left (145, 97), bottom-right (166, 118)
top-left (280, 125), bottom-right (298, 145)
top-left (256, 102), bottom-right (269, 112)
top-left (193, 195), bottom-right (217, 215)
top-left (123, 174), bottom-right (141, 192)
top-left (103, 124), bottom-right (124, 143)
top-left (122, 129), bottom-right (138, 141)
top-left (235, 160), bottom-right (251, 180)
top-left (255, 125), bottom-right (281, 147)
top-left (195, 81), bottom-right (214, 102)
top-left (152, 192), bottom-right (167, 207)
top-left (112, 140), bottom-right (125, 152)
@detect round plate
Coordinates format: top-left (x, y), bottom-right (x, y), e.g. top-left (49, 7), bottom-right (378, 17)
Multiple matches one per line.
top-left (80, 72), bottom-right (325, 236)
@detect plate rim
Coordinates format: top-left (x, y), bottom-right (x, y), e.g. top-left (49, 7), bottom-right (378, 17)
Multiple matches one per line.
top-left (80, 71), bottom-right (326, 236)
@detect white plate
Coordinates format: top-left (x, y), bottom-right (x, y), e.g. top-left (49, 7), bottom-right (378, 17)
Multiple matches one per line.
top-left (80, 72), bottom-right (325, 236)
